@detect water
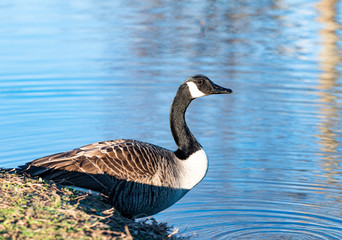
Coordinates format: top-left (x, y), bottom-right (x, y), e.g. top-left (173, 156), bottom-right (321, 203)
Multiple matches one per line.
top-left (1, 0), bottom-right (342, 239)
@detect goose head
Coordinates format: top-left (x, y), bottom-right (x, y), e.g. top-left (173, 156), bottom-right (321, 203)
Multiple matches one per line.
top-left (185, 75), bottom-right (233, 99)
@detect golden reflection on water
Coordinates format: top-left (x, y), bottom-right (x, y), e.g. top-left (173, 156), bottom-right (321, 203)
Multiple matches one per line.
top-left (315, 0), bottom-right (342, 184)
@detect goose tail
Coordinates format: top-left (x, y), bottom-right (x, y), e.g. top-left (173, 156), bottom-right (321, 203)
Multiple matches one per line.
top-left (0, 166), bottom-right (22, 174)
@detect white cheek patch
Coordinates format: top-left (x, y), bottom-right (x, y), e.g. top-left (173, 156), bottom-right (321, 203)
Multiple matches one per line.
top-left (186, 82), bottom-right (206, 98)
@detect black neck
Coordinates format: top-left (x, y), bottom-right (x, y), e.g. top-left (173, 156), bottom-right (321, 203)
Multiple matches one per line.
top-left (170, 84), bottom-right (202, 160)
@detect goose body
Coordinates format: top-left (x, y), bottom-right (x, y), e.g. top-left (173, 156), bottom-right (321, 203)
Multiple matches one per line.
top-left (20, 75), bottom-right (232, 218)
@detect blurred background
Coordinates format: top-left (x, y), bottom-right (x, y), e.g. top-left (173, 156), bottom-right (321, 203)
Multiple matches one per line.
top-left (1, 0), bottom-right (342, 239)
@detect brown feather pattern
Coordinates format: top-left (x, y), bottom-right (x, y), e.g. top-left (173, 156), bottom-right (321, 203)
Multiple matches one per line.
top-left (21, 139), bottom-right (187, 218)
top-left (29, 139), bottom-right (179, 184)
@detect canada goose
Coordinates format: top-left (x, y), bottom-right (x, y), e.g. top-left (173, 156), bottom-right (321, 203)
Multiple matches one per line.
top-left (19, 75), bottom-right (232, 219)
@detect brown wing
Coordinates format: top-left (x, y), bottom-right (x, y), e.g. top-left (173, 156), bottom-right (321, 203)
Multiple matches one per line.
top-left (21, 139), bottom-right (172, 194)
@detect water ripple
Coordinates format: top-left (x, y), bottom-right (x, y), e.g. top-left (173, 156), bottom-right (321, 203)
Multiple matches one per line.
top-left (158, 198), bottom-right (342, 239)
top-left (1, 0), bottom-right (342, 239)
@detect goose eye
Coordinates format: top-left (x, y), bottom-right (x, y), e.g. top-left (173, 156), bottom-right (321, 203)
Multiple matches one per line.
top-left (197, 79), bottom-right (204, 85)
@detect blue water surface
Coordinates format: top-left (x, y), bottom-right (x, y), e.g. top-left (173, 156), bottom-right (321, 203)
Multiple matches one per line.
top-left (1, 0), bottom-right (342, 239)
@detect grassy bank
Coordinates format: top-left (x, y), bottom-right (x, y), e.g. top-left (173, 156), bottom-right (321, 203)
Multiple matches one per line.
top-left (0, 170), bottom-right (187, 240)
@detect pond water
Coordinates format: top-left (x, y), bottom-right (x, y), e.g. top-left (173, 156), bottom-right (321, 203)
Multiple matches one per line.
top-left (1, 0), bottom-right (342, 239)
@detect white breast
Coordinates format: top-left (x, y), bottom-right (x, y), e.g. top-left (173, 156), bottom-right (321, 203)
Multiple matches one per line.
top-left (177, 148), bottom-right (208, 190)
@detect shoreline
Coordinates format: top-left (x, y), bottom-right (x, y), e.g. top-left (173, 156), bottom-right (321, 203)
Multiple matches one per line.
top-left (0, 170), bottom-right (188, 239)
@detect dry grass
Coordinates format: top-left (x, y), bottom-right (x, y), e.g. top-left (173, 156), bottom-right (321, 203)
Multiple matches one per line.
top-left (0, 169), bottom-right (188, 240)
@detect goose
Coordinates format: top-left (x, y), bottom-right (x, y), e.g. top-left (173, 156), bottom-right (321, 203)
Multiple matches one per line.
top-left (18, 75), bottom-right (232, 219)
